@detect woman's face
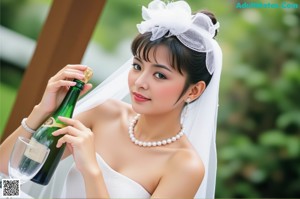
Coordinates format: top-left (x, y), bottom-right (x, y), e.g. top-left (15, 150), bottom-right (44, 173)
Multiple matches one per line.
top-left (128, 45), bottom-right (187, 115)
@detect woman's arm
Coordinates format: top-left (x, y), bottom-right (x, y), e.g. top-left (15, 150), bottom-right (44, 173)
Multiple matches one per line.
top-left (0, 105), bottom-right (50, 175)
top-left (81, 161), bottom-right (110, 198)
top-left (0, 64), bottom-right (92, 175)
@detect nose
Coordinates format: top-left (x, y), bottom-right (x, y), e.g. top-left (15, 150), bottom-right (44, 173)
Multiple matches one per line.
top-left (135, 72), bottom-right (149, 90)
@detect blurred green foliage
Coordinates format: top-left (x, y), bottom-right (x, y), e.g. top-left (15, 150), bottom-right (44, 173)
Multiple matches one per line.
top-left (0, 62), bottom-right (23, 134)
top-left (0, 0), bottom-right (299, 198)
top-left (215, 1), bottom-right (300, 198)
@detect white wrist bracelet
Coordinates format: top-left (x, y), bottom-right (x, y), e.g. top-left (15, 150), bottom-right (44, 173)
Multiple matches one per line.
top-left (21, 118), bottom-right (36, 134)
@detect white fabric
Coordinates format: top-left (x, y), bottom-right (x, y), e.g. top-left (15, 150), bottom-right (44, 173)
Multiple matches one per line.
top-left (137, 0), bottom-right (193, 39)
top-left (137, 0), bottom-right (220, 75)
top-left (181, 39), bottom-right (222, 198)
top-left (73, 58), bottom-right (132, 116)
top-left (61, 154), bottom-right (150, 198)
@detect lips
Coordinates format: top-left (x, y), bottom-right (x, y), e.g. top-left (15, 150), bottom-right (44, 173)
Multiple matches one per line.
top-left (132, 92), bottom-right (151, 102)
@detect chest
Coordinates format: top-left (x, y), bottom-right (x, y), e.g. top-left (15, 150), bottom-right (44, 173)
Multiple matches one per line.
top-left (92, 122), bottom-right (171, 194)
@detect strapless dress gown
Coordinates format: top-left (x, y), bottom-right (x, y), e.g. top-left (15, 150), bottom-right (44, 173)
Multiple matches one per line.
top-left (60, 153), bottom-right (151, 198)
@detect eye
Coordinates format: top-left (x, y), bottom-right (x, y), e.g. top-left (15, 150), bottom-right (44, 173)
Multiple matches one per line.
top-left (154, 72), bottom-right (167, 79)
top-left (132, 63), bottom-right (141, 71)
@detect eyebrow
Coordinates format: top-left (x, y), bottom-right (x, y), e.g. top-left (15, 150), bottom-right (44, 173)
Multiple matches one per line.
top-left (133, 56), bottom-right (172, 72)
top-left (152, 64), bottom-right (172, 72)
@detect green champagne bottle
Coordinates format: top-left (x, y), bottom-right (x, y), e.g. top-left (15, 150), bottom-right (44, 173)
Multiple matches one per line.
top-left (19, 68), bottom-right (93, 185)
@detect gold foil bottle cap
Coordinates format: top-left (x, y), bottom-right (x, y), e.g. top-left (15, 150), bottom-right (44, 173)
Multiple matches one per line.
top-left (82, 67), bottom-right (93, 83)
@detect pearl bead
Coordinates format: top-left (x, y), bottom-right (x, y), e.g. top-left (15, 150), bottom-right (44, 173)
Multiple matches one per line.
top-left (128, 114), bottom-right (184, 147)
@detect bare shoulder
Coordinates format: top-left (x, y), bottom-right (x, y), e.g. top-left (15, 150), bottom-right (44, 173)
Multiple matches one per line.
top-left (152, 148), bottom-right (205, 197)
top-left (93, 99), bottom-right (131, 117)
top-left (169, 149), bottom-right (205, 179)
top-left (75, 99), bottom-right (133, 127)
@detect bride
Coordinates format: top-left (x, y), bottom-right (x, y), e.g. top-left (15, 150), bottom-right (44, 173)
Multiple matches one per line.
top-left (0, 0), bottom-right (222, 198)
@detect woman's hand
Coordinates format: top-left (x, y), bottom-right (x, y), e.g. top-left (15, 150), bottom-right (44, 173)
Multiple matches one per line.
top-left (52, 117), bottom-right (110, 198)
top-left (52, 116), bottom-right (100, 176)
top-left (38, 64), bottom-right (92, 115)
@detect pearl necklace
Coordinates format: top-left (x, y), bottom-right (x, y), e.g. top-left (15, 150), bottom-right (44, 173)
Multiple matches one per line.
top-left (128, 114), bottom-right (184, 147)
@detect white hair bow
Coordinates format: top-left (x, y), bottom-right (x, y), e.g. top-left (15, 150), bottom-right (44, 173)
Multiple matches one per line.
top-left (137, 0), bottom-right (193, 40)
top-left (136, 0), bottom-right (220, 74)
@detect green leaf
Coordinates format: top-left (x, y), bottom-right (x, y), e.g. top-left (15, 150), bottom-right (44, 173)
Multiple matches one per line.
top-left (286, 137), bottom-right (300, 158)
top-left (259, 130), bottom-right (287, 147)
top-left (277, 111), bottom-right (300, 129)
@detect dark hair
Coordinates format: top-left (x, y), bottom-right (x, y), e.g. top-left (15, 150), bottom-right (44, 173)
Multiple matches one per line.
top-left (131, 11), bottom-right (218, 100)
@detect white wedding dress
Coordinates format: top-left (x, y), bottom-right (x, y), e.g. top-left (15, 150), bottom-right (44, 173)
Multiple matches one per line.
top-left (21, 153), bottom-right (150, 198)
top-left (60, 154), bottom-right (151, 198)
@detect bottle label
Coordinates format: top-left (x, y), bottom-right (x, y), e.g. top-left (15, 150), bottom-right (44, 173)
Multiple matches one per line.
top-left (24, 138), bottom-right (49, 163)
top-left (42, 117), bottom-right (66, 128)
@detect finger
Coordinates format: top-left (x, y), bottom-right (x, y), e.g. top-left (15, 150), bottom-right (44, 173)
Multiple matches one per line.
top-left (57, 65), bottom-right (88, 77)
top-left (57, 116), bottom-right (86, 129)
top-left (56, 134), bottom-right (78, 148)
top-left (53, 70), bottom-right (85, 82)
top-left (52, 125), bottom-right (82, 137)
top-left (66, 143), bottom-right (74, 154)
top-left (59, 67), bottom-right (86, 74)
top-left (80, 83), bottom-right (93, 97)
top-left (64, 64), bottom-right (88, 71)
top-left (61, 68), bottom-right (86, 78)
top-left (51, 65), bottom-right (88, 82)
top-left (48, 80), bottom-right (77, 91)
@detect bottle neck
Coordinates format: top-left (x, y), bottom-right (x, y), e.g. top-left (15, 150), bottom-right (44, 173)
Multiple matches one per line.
top-left (53, 80), bottom-right (84, 118)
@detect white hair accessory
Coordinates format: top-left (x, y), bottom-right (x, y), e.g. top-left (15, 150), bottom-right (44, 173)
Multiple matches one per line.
top-left (137, 0), bottom-right (193, 39)
top-left (137, 0), bottom-right (220, 75)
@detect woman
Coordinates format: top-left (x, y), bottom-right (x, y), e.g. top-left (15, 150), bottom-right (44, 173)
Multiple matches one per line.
top-left (0, 0), bottom-right (222, 198)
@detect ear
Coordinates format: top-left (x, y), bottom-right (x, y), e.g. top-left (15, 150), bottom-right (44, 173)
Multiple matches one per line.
top-left (186, 81), bottom-right (206, 102)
